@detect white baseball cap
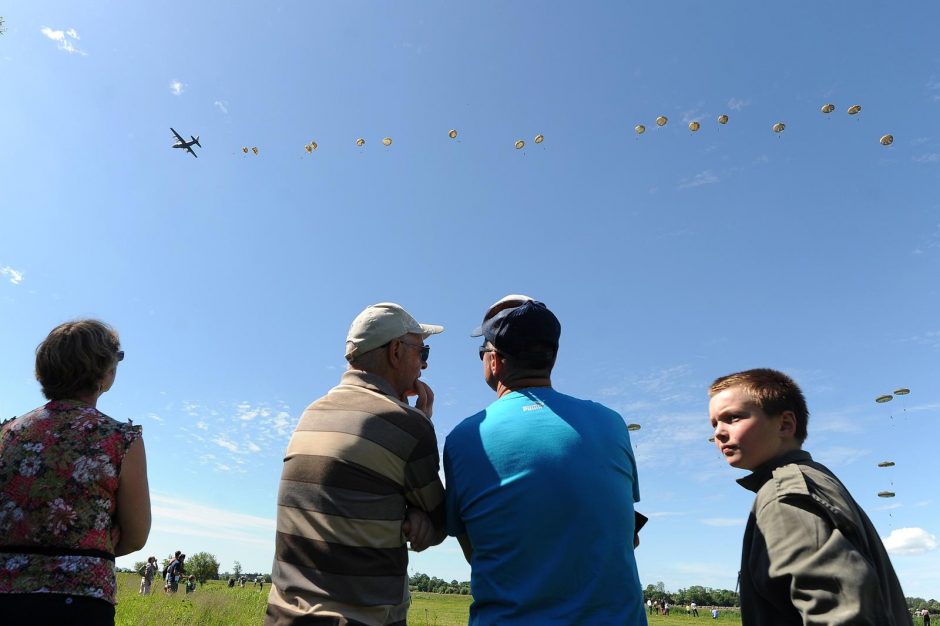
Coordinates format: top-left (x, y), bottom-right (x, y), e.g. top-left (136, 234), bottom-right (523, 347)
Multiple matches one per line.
top-left (345, 303), bottom-right (443, 361)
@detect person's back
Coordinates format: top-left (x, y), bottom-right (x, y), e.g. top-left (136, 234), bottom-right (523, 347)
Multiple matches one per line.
top-left (446, 387), bottom-right (643, 624)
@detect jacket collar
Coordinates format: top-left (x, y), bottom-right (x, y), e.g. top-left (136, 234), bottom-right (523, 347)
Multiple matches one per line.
top-left (737, 449), bottom-right (813, 493)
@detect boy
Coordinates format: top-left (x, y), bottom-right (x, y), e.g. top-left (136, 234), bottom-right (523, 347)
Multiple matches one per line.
top-left (708, 368), bottom-right (912, 626)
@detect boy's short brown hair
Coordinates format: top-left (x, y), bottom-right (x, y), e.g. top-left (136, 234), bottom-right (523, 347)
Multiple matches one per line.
top-left (35, 319), bottom-right (121, 400)
top-left (709, 368), bottom-right (809, 443)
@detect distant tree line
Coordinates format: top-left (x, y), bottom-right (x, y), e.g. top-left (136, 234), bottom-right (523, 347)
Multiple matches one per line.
top-left (409, 572), bottom-right (470, 595)
top-left (644, 582), bottom-right (739, 608)
top-left (908, 597), bottom-right (939, 612)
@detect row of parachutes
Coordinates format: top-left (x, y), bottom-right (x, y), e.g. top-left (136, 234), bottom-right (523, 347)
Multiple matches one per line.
top-left (239, 130), bottom-right (547, 156)
top-left (236, 102), bottom-right (894, 156)
top-left (633, 103), bottom-right (892, 146)
top-left (875, 388), bottom-right (910, 501)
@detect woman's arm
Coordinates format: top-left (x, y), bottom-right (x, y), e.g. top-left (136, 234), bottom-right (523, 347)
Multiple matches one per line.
top-left (113, 437), bottom-right (152, 556)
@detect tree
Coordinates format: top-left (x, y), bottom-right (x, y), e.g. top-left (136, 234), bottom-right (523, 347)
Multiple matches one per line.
top-left (187, 552), bottom-right (220, 583)
top-left (232, 560), bottom-right (242, 578)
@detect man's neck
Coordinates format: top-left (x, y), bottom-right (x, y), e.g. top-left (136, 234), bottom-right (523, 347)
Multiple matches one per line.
top-left (496, 377), bottom-right (552, 398)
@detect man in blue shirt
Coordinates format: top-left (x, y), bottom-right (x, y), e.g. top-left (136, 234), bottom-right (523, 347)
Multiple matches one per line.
top-left (444, 298), bottom-right (646, 625)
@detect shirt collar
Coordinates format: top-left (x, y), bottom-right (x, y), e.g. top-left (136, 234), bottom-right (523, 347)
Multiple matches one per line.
top-left (340, 369), bottom-right (400, 399)
top-left (737, 449), bottom-right (813, 493)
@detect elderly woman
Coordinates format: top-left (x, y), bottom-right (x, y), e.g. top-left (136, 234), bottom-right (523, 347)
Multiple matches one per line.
top-left (0, 319), bottom-right (150, 624)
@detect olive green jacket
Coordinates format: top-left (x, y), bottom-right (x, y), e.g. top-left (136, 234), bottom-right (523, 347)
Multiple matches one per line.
top-left (737, 450), bottom-right (912, 626)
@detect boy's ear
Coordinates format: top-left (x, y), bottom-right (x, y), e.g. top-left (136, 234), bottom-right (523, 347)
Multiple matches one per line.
top-left (778, 410), bottom-right (797, 438)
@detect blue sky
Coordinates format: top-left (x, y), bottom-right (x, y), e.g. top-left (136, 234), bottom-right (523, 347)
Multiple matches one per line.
top-left (2, 1), bottom-right (939, 599)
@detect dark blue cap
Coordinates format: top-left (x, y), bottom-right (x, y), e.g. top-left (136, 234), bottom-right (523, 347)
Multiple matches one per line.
top-left (471, 300), bottom-right (561, 358)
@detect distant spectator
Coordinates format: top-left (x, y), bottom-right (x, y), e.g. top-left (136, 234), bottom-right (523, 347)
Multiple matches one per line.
top-left (139, 557), bottom-right (157, 595)
top-left (691, 601), bottom-right (699, 617)
top-left (712, 608), bottom-right (719, 619)
top-left (166, 554), bottom-right (186, 593)
top-left (185, 576), bottom-right (196, 594)
top-left (228, 577), bottom-right (235, 589)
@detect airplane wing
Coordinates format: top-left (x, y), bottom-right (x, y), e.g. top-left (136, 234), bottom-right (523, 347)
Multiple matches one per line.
top-left (186, 145), bottom-right (197, 158)
top-left (170, 128), bottom-right (186, 144)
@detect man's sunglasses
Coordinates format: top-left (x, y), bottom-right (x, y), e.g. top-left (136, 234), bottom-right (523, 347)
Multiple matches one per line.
top-left (400, 341), bottom-right (430, 363)
top-left (116, 350), bottom-right (125, 362)
top-left (478, 345), bottom-right (499, 360)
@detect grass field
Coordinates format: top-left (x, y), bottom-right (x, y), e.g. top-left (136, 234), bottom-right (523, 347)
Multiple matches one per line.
top-left (115, 573), bottom-right (743, 625)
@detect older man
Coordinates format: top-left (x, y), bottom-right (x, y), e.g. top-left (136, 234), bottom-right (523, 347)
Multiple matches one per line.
top-left (266, 303), bottom-right (447, 626)
top-left (444, 298), bottom-right (646, 625)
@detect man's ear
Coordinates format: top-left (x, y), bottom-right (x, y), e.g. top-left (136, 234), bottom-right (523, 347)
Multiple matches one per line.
top-left (386, 339), bottom-right (402, 367)
top-left (778, 410), bottom-right (797, 438)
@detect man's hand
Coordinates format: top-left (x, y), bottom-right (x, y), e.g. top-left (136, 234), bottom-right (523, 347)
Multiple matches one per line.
top-left (413, 379), bottom-right (434, 419)
top-left (402, 508), bottom-right (441, 552)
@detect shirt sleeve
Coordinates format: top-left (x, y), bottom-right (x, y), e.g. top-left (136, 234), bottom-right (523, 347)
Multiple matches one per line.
top-left (403, 421), bottom-right (446, 531)
top-left (753, 495), bottom-right (889, 626)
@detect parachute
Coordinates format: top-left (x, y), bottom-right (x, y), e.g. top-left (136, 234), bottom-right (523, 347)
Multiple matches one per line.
top-left (772, 123), bottom-right (785, 133)
top-left (717, 114), bottom-right (729, 125)
top-left (382, 137), bottom-right (392, 146)
top-left (242, 147), bottom-right (248, 154)
top-left (356, 138), bottom-right (365, 147)
top-left (304, 144), bottom-right (313, 153)
top-left (514, 139), bottom-right (525, 149)
top-left (875, 394), bottom-right (893, 404)
top-left (821, 103), bottom-right (835, 114)
top-left (848, 105), bottom-right (862, 115)
top-left (894, 388), bottom-right (910, 396)
top-left (635, 124), bottom-right (646, 135)
top-left (880, 135), bottom-right (893, 146)
top-left (251, 147), bottom-right (259, 155)
top-left (534, 134), bottom-right (544, 144)
top-left (448, 129), bottom-right (458, 139)
top-left (627, 423), bottom-right (641, 431)
top-left (310, 141), bottom-right (318, 151)
top-left (688, 121), bottom-right (701, 132)
top-left (878, 461), bottom-right (896, 468)
top-left (656, 116), bottom-right (668, 127)
top-left (877, 491), bottom-right (896, 498)
top-left (707, 435), bottom-right (716, 443)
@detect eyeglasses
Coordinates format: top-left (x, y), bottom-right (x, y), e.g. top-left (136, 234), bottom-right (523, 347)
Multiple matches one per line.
top-left (116, 350), bottom-right (125, 362)
top-left (399, 340), bottom-right (430, 363)
top-left (479, 345), bottom-right (499, 360)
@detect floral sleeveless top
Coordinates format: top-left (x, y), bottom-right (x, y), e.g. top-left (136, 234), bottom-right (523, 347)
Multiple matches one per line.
top-left (0, 400), bottom-right (142, 605)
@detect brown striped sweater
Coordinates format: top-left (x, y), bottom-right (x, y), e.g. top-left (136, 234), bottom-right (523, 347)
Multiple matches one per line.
top-left (265, 370), bottom-right (445, 626)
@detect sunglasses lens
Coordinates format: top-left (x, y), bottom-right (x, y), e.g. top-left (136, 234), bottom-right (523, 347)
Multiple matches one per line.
top-left (116, 350), bottom-right (125, 362)
top-left (420, 346), bottom-right (430, 362)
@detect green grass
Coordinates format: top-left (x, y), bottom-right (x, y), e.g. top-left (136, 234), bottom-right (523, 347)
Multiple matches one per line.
top-left (115, 573), bottom-right (742, 625)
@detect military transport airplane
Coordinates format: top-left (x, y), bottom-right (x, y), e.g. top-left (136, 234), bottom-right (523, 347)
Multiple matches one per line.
top-left (170, 128), bottom-right (201, 158)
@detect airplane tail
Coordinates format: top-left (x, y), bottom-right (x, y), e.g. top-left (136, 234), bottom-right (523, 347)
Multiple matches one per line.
top-left (192, 136), bottom-right (201, 148)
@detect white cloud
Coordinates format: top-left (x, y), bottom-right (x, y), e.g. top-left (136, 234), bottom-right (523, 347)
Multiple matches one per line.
top-left (170, 80), bottom-right (185, 96)
top-left (913, 153), bottom-right (939, 163)
top-left (679, 170), bottom-right (720, 189)
top-left (247, 442), bottom-right (261, 453)
top-left (882, 527), bottom-right (938, 555)
top-left (40, 26), bottom-right (86, 55)
top-left (150, 493), bottom-right (274, 544)
top-left (196, 421), bottom-right (208, 430)
top-left (700, 517), bottom-right (745, 527)
top-left (1, 266), bottom-right (24, 285)
top-left (213, 436), bottom-right (239, 453)
top-left (727, 97), bottom-right (751, 111)
top-left (813, 445), bottom-right (869, 466)
top-left (214, 100), bottom-right (229, 114)
top-left (148, 412), bottom-right (164, 423)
